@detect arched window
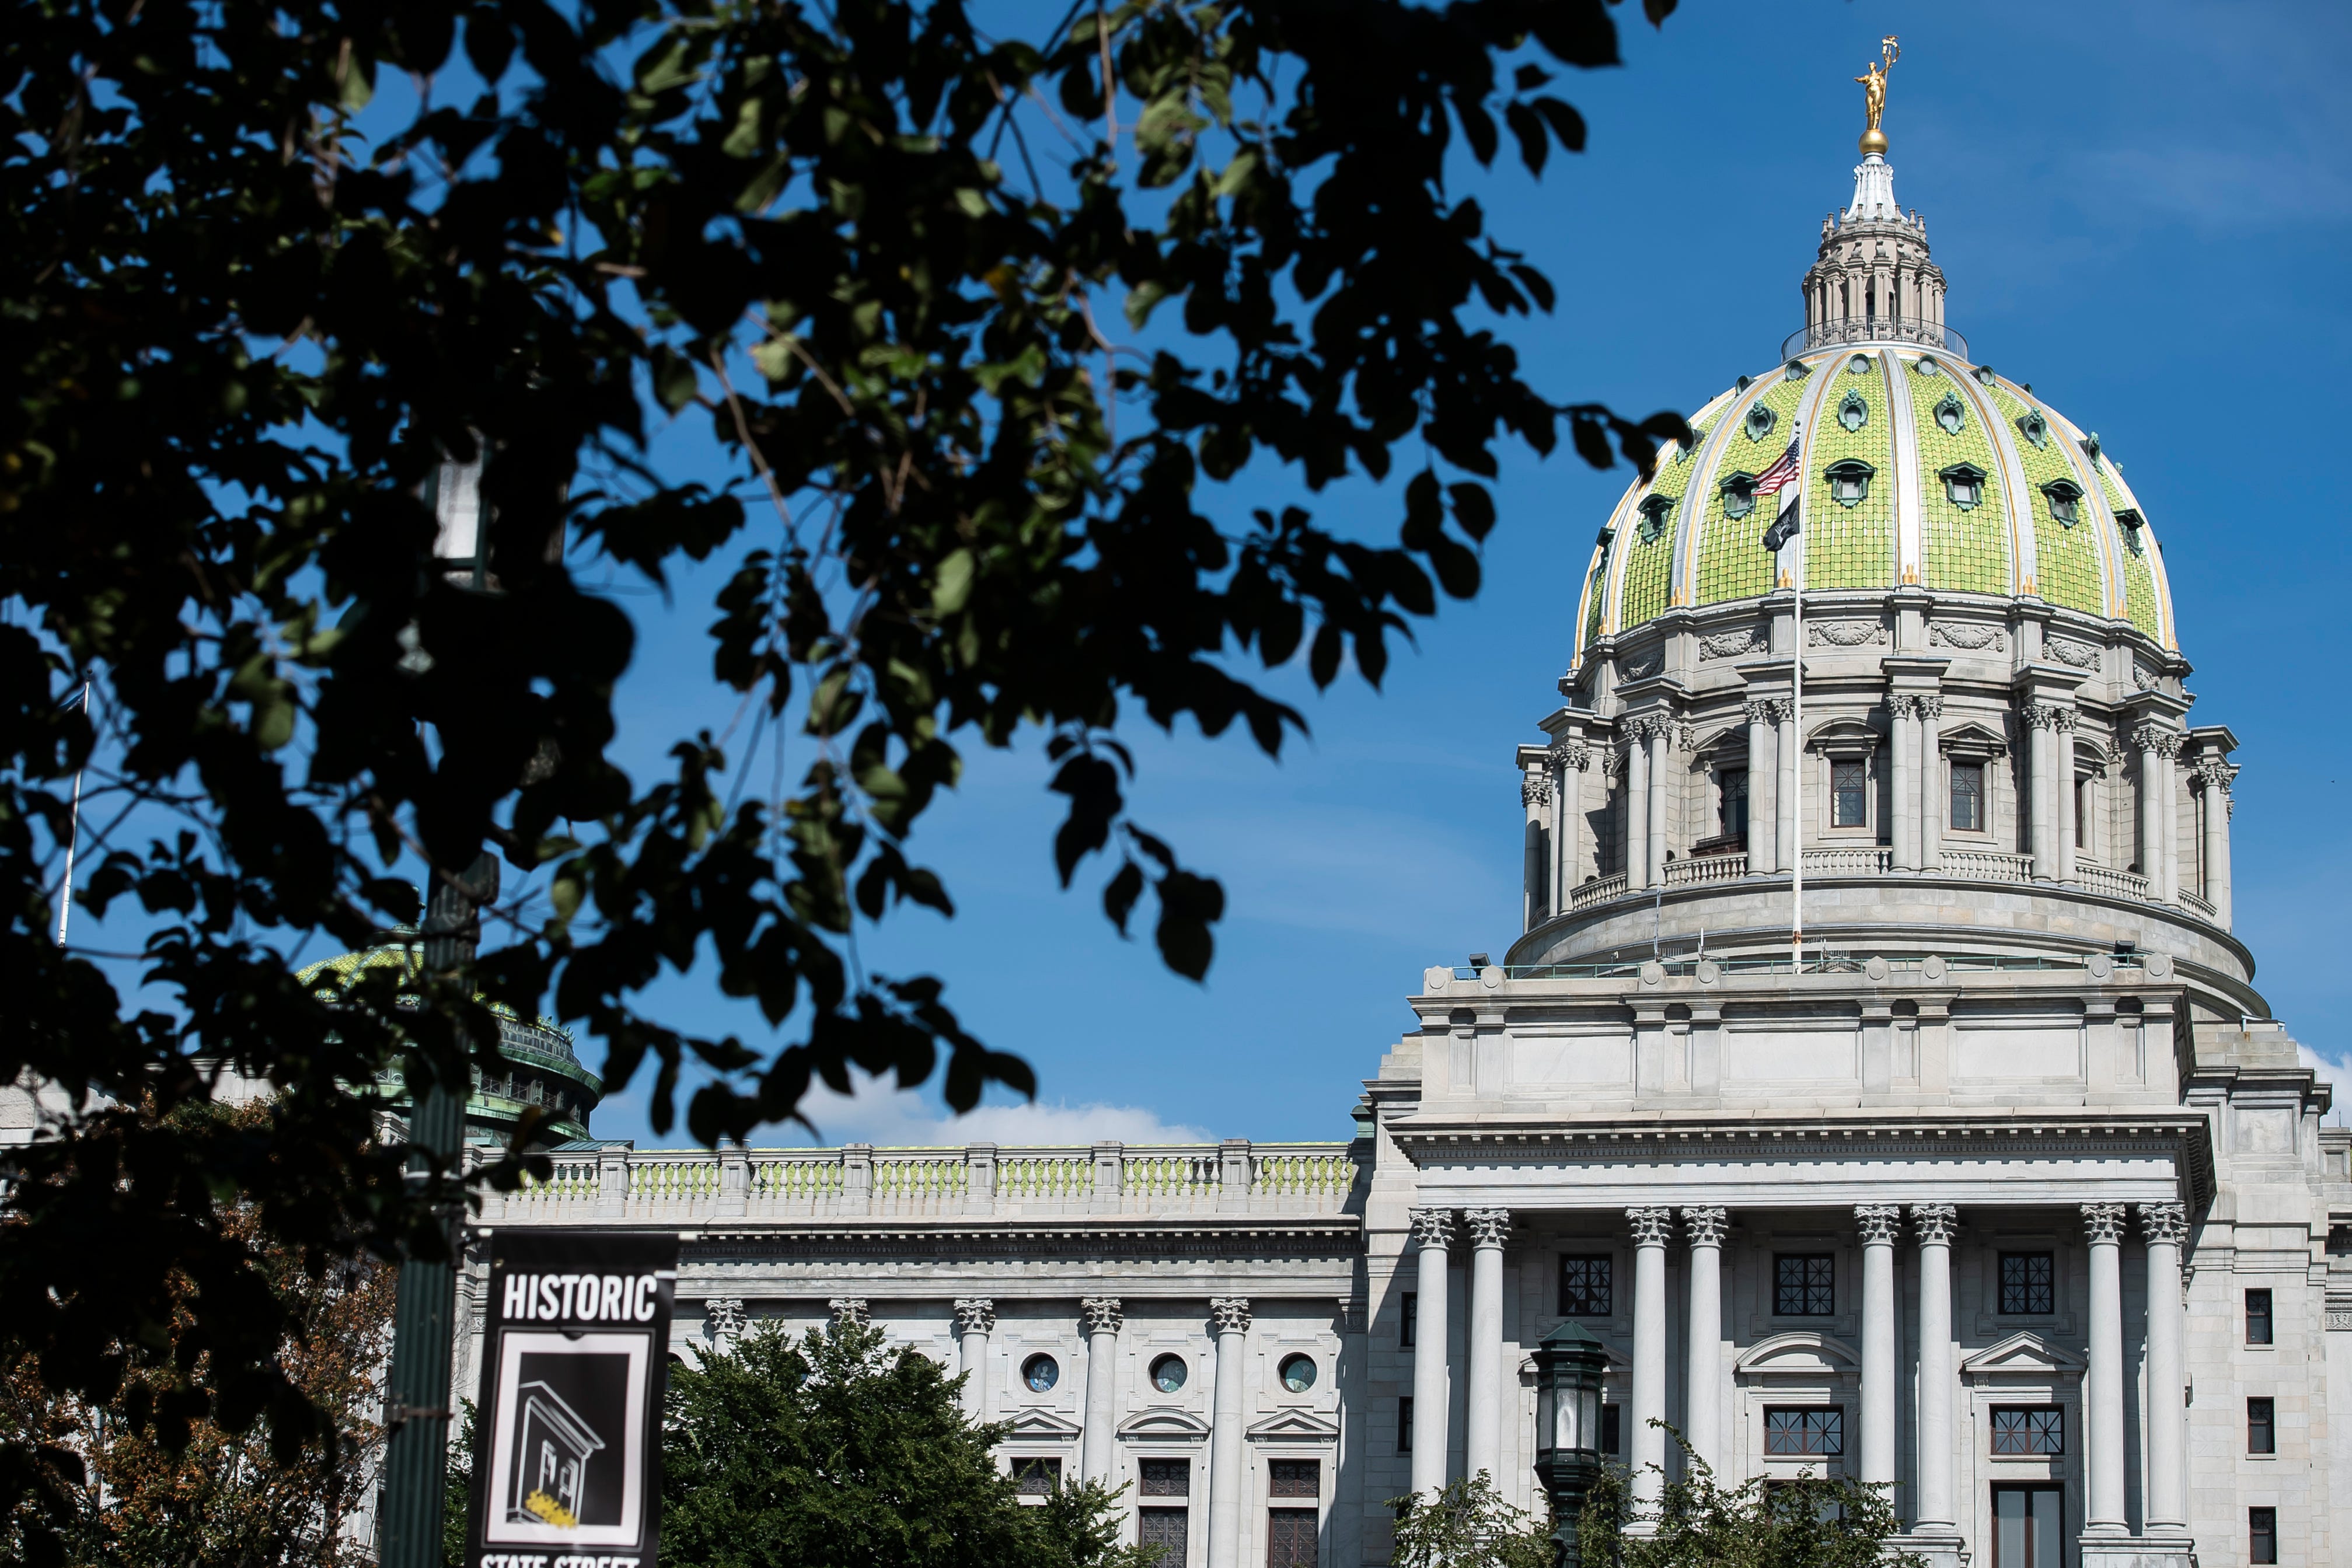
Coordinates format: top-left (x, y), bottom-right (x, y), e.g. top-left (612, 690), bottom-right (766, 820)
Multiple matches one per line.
top-left (1719, 472), bottom-right (1758, 521)
top-left (1939, 462), bottom-right (1987, 510)
top-left (2042, 479), bottom-right (2083, 528)
top-left (1824, 459), bottom-right (1876, 508)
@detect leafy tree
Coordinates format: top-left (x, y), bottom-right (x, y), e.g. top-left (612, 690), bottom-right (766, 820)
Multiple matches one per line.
top-left (1577, 1434), bottom-right (1926, 1568)
top-left (0, 1106), bottom-right (394, 1568)
top-left (662, 1318), bottom-right (1150, 1568)
top-left (1386, 1473), bottom-right (1557, 1568)
top-left (1, 0), bottom-right (1686, 1521)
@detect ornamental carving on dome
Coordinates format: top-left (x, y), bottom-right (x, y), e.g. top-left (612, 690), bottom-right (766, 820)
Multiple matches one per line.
top-left (1928, 621), bottom-right (2004, 652)
top-left (2047, 637), bottom-right (2099, 669)
top-left (1701, 626), bottom-right (1765, 661)
top-left (1807, 620), bottom-right (1887, 648)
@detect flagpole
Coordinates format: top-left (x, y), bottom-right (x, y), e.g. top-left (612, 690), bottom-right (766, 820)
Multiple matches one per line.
top-left (1790, 521), bottom-right (1804, 972)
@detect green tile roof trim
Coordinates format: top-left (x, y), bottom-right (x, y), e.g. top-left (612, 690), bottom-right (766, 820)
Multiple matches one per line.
top-left (1697, 372), bottom-right (1807, 606)
top-left (1565, 350), bottom-right (2179, 671)
top-left (1981, 381), bottom-right (2104, 617)
top-left (1803, 356), bottom-right (1894, 591)
top-left (1907, 357), bottom-right (2010, 596)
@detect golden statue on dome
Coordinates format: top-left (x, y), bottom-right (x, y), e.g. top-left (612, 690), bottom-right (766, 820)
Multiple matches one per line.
top-left (1855, 35), bottom-right (1899, 156)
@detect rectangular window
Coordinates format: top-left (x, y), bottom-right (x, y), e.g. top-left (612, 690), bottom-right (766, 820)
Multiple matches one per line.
top-left (1601, 1404), bottom-right (1622, 1458)
top-left (1999, 1252), bottom-right (2056, 1316)
top-left (1991, 1486), bottom-right (2064, 1568)
top-left (1267, 1508), bottom-right (1318, 1568)
top-left (1950, 760), bottom-right (1985, 834)
top-left (1990, 1407), bottom-right (2065, 1456)
top-left (1774, 1254), bottom-right (1834, 1316)
top-left (1763, 1407), bottom-right (1844, 1457)
top-left (2250, 1506), bottom-right (2278, 1564)
top-left (1014, 1457), bottom-right (1062, 1496)
top-left (2074, 776), bottom-right (2090, 849)
top-left (1397, 1397), bottom-right (1412, 1454)
top-left (1140, 1507), bottom-right (1190, 1560)
top-left (1400, 1292), bottom-right (1416, 1348)
top-left (1722, 769), bottom-right (1749, 839)
top-left (1560, 1255), bottom-right (1614, 1317)
top-left (2248, 1396), bottom-right (2275, 1455)
top-left (2246, 1288), bottom-right (2274, 1346)
top-left (1140, 1458), bottom-right (1190, 1496)
top-left (1831, 759), bottom-right (1868, 828)
top-left (1269, 1460), bottom-right (1320, 1499)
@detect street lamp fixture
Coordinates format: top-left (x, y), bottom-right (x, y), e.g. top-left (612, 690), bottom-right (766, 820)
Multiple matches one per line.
top-left (1532, 1318), bottom-right (1609, 1568)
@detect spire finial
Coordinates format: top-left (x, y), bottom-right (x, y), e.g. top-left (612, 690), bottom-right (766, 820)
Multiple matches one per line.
top-left (1855, 36), bottom-right (1900, 156)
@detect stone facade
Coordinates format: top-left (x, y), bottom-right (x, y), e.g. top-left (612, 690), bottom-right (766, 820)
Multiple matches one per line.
top-left (461, 132), bottom-right (2347, 1568)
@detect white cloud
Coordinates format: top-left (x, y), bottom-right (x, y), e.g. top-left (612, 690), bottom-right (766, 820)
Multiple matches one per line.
top-left (771, 1069), bottom-right (1212, 1148)
top-left (2298, 1043), bottom-right (2347, 1128)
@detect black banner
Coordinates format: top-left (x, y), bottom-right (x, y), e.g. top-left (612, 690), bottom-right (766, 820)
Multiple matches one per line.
top-left (464, 1232), bottom-right (679, 1568)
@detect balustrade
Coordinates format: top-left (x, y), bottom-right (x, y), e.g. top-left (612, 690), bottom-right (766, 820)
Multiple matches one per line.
top-left (483, 1141), bottom-right (1360, 1227)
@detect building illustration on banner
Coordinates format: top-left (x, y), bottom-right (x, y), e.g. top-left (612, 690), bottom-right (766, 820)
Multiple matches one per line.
top-left (510, 1380), bottom-right (606, 1529)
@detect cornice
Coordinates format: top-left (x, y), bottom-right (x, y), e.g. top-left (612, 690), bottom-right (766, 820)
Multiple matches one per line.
top-left (675, 1219), bottom-right (1362, 1263)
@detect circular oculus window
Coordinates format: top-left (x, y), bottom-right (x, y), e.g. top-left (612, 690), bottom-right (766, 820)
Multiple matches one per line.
top-left (1150, 1354), bottom-right (1188, 1393)
top-left (1278, 1354), bottom-right (1317, 1393)
top-left (1022, 1353), bottom-right (1060, 1392)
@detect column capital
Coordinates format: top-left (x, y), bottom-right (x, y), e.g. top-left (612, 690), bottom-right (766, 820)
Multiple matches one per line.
top-left (1081, 1297), bottom-right (1123, 1335)
top-left (1521, 772), bottom-right (1553, 807)
top-left (828, 1297), bottom-right (871, 1327)
top-left (1408, 1206), bottom-right (1456, 1252)
top-left (2080, 1202), bottom-right (2129, 1245)
top-left (2133, 722), bottom-right (2183, 760)
top-left (706, 1298), bottom-right (746, 1340)
top-left (2138, 1202), bottom-right (2189, 1246)
top-left (1743, 698), bottom-right (1777, 727)
top-left (1681, 1206), bottom-right (1729, 1246)
top-left (1626, 1206), bottom-right (1676, 1246)
top-left (1917, 693), bottom-right (1945, 720)
top-left (1465, 1207), bottom-right (1512, 1248)
top-left (1855, 1203), bottom-right (1903, 1245)
top-left (1550, 739), bottom-right (1591, 773)
top-left (952, 1297), bottom-right (997, 1335)
top-left (1910, 1203), bottom-right (1958, 1245)
top-left (1209, 1297), bottom-right (1252, 1336)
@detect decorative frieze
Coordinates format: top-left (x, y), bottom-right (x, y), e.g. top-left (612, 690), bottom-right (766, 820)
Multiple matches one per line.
top-left (1808, 619), bottom-right (1889, 648)
top-left (1928, 621), bottom-right (2005, 652)
top-left (2047, 637), bottom-right (2099, 669)
top-left (1701, 627), bottom-right (1766, 661)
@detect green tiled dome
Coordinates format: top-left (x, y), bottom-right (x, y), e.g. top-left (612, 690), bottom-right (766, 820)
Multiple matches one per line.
top-left (1569, 348), bottom-right (2177, 669)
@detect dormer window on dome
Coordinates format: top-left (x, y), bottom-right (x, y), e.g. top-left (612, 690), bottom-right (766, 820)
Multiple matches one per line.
top-left (1934, 390), bottom-right (1966, 435)
top-left (1824, 459), bottom-right (1875, 508)
top-left (1784, 358), bottom-right (1812, 381)
top-left (1847, 354), bottom-right (1872, 376)
top-left (1744, 403), bottom-right (1778, 441)
top-left (1939, 462), bottom-right (1987, 511)
top-left (1719, 472), bottom-right (1758, 521)
top-left (2042, 478), bottom-right (2084, 527)
top-left (1915, 355), bottom-right (1942, 378)
top-left (2114, 507), bottom-right (2146, 554)
top-left (1974, 364), bottom-right (1998, 386)
top-left (1837, 389), bottom-right (1870, 432)
top-left (2081, 432), bottom-right (2105, 469)
top-left (2015, 408), bottom-right (2051, 450)
top-left (1637, 493), bottom-right (1674, 543)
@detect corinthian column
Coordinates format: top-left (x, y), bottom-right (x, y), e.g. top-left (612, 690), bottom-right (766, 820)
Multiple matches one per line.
top-left (2135, 724), bottom-right (2180, 902)
top-left (2080, 1204), bottom-right (2128, 1534)
top-left (1744, 701), bottom-right (1777, 874)
top-left (1206, 1297), bottom-right (1251, 1568)
top-left (2053, 710), bottom-right (2078, 883)
top-left (2196, 759), bottom-right (2235, 926)
top-left (1408, 1209), bottom-right (1454, 1497)
top-left (1626, 1207), bottom-right (1675, 1517)
top-left (1917, 696), bottom-right (1943, 871)
top-left (2141, 1203), bottom-right (2190, 1532)
top-left (1554, 741), bottom-right (1589, 910)
top-left (1889, 696), bottom-right (1919, 871)
top-left (2025, 704), bottom-right (2058, 881)
top-left (1855, 1205), bottom-right (1902, 1491)
top-left (1625, 727), bottom-right (1652, 890)
top-left (1646, 722), bottom-right (1671, 882)
top-left (953, 1298), bottom-right (996, 1421)
top-left (1910, 1206), bottom-right (1958, 1532)
top-left (1081, 1297), bottom-right (1122, 1482)
top-left (1775, 700), bottom-right (1799, 873)
top-left (1681, 1207), bottom-right (1728, 1472)
top-left (1464, 1209), bottom-right (1511, 1481)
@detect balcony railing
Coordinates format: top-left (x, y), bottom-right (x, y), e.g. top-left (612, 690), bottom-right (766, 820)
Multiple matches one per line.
top-left (1549, 846), bottom-right (2217, 926)
top-left (483, 1140), bottom-right (1362, 1227)
top-left (1781, 318), bottom-right (1969, 361)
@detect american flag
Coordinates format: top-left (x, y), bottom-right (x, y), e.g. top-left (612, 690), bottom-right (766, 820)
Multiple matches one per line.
top-left (1751, 438), bottom-right (1802, 495)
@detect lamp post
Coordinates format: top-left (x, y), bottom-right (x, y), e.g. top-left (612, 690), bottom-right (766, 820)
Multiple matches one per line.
top-left (1533, 1319), bottom-right (1610, 1568)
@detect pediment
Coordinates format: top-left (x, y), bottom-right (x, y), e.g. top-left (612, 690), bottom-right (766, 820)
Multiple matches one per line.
top-left (1118, 1406), bottom-right (1211, 1440)
top-left (1940, 721), bottom-right (2009, 759)
top-left (1805, 715), bottom-right (1881, 754)
top-left (1003, 1406), bottom-right (1084, 1439)
top-left (1735, 1330), bottom-right (1858, 1375)
top-left (1245, 1408), bottom-right (1341, 1443)
top-left (1961, 1332), bottom-right (2082, 1378)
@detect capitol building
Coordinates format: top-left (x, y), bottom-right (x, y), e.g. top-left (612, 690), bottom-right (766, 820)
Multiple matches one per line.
top-left (456, 101), bottom-right (2348, 1568)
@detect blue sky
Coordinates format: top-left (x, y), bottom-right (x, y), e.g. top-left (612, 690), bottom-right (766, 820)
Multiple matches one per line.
top-left (573, 0), bottom-right (2352, 1147)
